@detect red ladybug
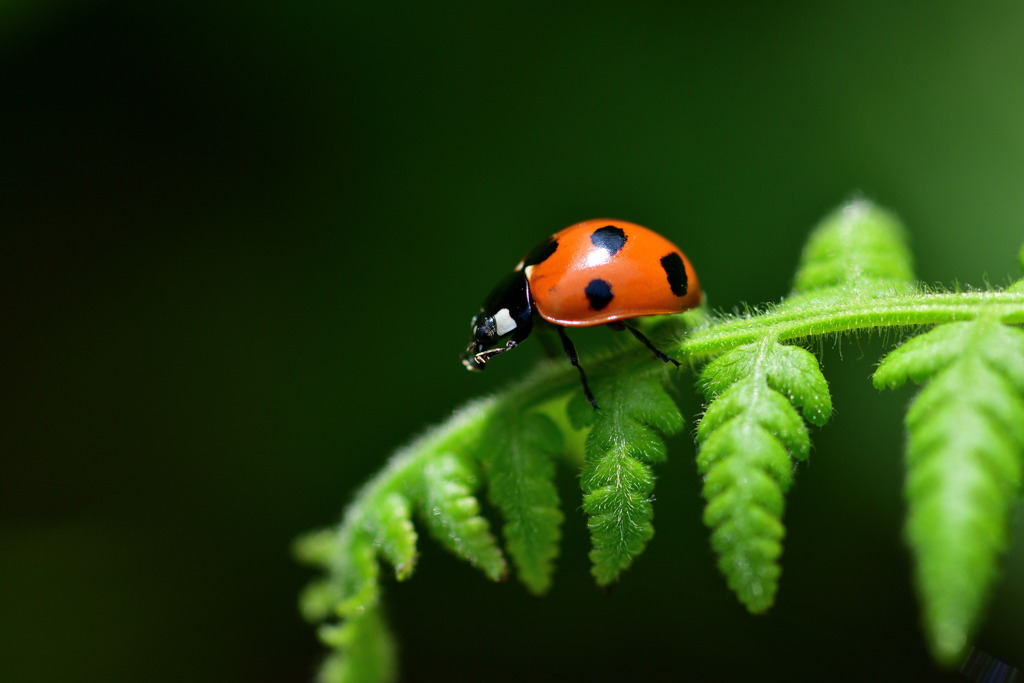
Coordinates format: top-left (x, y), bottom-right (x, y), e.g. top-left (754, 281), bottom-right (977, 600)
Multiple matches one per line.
top-left (461, 219), bottom-right (702, 408)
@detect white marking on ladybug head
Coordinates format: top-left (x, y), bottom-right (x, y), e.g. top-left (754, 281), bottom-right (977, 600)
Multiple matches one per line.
top-left (524, 265), bottom-right (535, 280)
top-left (494, 308), bottom-right (517, 336)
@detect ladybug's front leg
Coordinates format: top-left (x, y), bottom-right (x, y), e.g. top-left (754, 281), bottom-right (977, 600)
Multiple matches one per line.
top-left (470, 338), bottom-right (520, 366)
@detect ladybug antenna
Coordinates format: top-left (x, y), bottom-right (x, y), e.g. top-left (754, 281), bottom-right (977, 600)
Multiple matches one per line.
top-left (557, 327), bottom-right (598, 410)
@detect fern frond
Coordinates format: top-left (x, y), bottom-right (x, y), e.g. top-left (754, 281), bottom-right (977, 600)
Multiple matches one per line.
top-left (367, 493), bottom-right (418, 580)
top-left (298, 526), bottom-right (395, 683)
top-left (696, 340), bottom-right (832, 612)
top-left (568, 375), bottom-right (684, 585)
top-left (293, 400), bottom-right (502, 682)
top-left (479, 410), bottom-right (565, 594)
top-left (295, 529), bottom-right (346, 622)
top-left (417, 452), bottom-right (507, 581)
top-left (874, 316), bottom-right (1024, 665)
top-left (318, 605), bottom-right (396, 683)
top-left (791, 197), bottom-right (916, 296)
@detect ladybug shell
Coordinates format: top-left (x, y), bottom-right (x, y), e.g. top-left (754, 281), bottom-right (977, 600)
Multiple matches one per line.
top-left (519, 219), bottom-right (701, 327)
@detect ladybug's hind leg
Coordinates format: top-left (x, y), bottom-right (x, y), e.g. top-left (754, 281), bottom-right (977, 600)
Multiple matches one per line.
top-left (556, 327), bottom-right (598, 410)
top-left (613, 322), bottom-right (681, 367)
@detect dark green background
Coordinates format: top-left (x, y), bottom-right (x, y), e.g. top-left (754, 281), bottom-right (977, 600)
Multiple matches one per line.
top-left (4, 1), bottom-right (1023, 681)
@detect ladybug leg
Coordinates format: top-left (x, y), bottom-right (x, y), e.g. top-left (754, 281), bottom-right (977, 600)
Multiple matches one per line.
top-left (617, 322), bottom-right (681, 367)
top-left (468, 338), bottom-right (520, 368)
top-left (557, 326), bottom-right (598, 410)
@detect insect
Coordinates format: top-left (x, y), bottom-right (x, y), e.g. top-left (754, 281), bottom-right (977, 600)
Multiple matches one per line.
top-left (461, 219), bottom-right (702, 408)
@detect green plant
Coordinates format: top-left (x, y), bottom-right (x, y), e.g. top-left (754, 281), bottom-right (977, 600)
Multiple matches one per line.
top-left (296, 198), bottom-right (1024, 682)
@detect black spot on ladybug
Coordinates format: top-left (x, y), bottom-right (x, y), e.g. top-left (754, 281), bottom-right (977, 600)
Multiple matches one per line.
top-left (660, 252), bottom-right (689, 297)
top-left (590, 226), bottom-right (627, 256)
top-left (521, 237), bottom-right (559, 268)
top-left (585, 278), bottom-right (614, 310)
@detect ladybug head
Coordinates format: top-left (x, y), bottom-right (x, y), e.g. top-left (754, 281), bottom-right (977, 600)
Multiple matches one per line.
top-left (461, 271), bottom-right (534, 371)
top-left (461, 312), bottom-right (500, 371)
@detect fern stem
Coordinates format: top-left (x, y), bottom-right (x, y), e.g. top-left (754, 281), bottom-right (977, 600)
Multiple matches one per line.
top-left (680, 291), bottom-right (1024, 358)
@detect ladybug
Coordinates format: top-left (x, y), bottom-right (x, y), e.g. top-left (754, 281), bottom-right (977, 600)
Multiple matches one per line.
top-left (461, 219), bottom-right (702, 408)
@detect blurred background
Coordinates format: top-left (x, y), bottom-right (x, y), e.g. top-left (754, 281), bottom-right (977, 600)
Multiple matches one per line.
top-left (3, 1), bottom-right (1024, 681)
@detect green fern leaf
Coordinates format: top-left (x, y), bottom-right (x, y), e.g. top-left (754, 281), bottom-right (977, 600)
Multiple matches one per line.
top-left (295, 529), bottom-right (345, 622)
top-left (301, 527), bottom-right (394, 683)
top-left (295, 401), bottom-right (500, 682)
top-left (366, 492), bottom-right (418, 580)
top-left (568, 376), bottom-right (684, 585)
top-left (480, 411), bottom-right (565, 595)
top-left (416, 452), bottom-right (507, 581)
top-left (696, 340), bottom-right (832, 612)
top-left (873, 324), bottom-right (976, 387)
top-left (874, 317), bottom-right (1024, 664)
top-left (318, 605), bottom-right (396, 683)
top-left (791, 197), bottom-right (916, 296)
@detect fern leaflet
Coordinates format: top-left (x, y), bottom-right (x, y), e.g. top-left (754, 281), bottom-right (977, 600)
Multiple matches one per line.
top-left (874, 316), bottom-right (1024, 664)
top-left (568, 375), bottom-right (684, 585)
top-left (416, 451), bottom-right (506, 581)
top-left (368, 492), bottom-right (418, 580)
top-left (479, 410), bottom-right (565, 594)
top-left (790, 197), bottom-right (915, 296)
top-left (296, 526), bottom-right (395, 683)
top-left (696, 339), bottom-right (832, 612)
